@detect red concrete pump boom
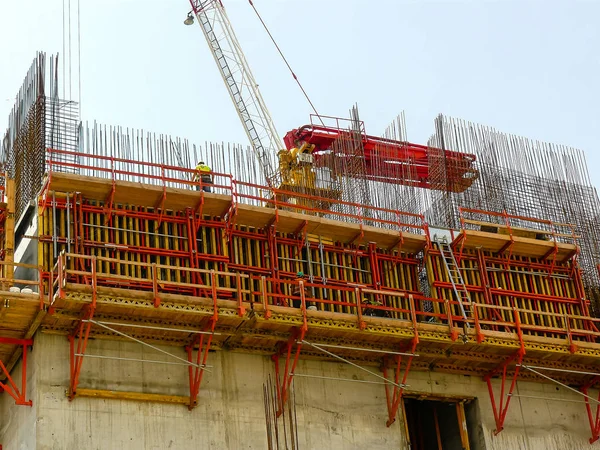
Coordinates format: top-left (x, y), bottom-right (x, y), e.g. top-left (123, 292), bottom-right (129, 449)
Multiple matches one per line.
top-left (284, 125), bottom-right (479, 193)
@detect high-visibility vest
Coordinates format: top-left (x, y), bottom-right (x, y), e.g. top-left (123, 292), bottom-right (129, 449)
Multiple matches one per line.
top-left (194, 164), bottom-right (212, 182)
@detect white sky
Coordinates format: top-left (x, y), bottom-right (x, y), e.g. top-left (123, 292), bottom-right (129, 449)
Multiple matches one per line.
top-left (1, 0), bottom-right (599, 187)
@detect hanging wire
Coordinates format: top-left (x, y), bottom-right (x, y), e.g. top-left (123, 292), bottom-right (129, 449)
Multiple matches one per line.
top-left (248, 0), bottom-right (324, 125)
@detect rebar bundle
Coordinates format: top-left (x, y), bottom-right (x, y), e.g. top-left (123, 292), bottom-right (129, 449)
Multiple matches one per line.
top-left (1, 52), bottom-right (80, 220)
top-left (424, 114), bottom-right (600, 313)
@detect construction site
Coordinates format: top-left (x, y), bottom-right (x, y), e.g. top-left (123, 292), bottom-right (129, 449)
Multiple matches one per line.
top-left (2, 1), bottom-right (600, 449)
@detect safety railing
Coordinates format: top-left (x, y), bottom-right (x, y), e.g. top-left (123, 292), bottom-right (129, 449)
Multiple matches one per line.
top-left (44, 250), bottom-right (600, 345)
top-left (45, 148), bottom-right (427, 236)
top-left (458, 207), bottom-right (579, 246)
top-left (46, 148), bottom-right (235, 194)
top-left (0, 260), bottom-right (45, 309)
top-left (50, 251), bottom-right (251, 315)
top-left (309, 114), bottom-right (366, 135)
top-left (251, 274), bottom-right (599, 344)
top-left (232, 177), bottom-right (427, 234)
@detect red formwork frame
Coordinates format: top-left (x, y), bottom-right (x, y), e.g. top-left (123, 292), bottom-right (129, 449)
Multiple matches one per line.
top-left (428, 234), bottom-right (598, 343)
top-left (0, 337), bottom-right (33, 407)
top-left (41, 188), bottom-right (600, 348)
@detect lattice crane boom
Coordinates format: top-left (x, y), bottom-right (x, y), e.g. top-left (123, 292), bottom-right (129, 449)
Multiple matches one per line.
top-left (188, 0), bottom-right (283, 187)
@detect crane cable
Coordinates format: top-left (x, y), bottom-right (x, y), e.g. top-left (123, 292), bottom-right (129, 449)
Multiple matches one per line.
top-left (248, 0), bottom-right (325, 126)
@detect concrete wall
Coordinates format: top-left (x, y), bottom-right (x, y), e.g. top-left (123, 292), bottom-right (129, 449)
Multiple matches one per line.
top-left (1, 333), bottom-right (597, 449)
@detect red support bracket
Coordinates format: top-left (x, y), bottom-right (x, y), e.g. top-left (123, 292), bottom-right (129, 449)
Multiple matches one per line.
top-left (272, 326), bottom-right (307, 417)
top-left (187, 274), bottom-right (219, 409)
top-left (260, 276), bottom-right (272, 319)
top-left (356, 288), bottom-right (366, 330)
top-left (0, 337), bottom-right (34, 406)
top-left (444, 300), bottom-right (459, 342)
top-left (186, 317), bottom-right (217, 410)
top-left (68, 258), bottom-right (97, 400)
top-left (382, 295), bottom-right (419, 427)
top-left (382, 337), bottom-right (418, 427)
top-left (483, 349), bottom-right (525, 435)
top-left (582, 376), bottom-right (600, 444)
top-left (67, 305), bottom-right (95, 400)
top-left (265, 213), bottom-right (278, 233)
top-left (565, 316), bottom-right (578, 354)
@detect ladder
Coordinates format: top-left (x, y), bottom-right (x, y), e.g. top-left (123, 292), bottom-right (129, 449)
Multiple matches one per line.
top-left (435, 235), bottom-right (471, 327)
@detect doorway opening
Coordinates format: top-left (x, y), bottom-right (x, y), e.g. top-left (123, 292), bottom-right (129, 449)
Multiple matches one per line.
top-left (402, 396), bottom-right (485, 450)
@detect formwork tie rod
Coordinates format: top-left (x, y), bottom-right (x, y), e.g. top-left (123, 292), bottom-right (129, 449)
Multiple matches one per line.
top-left (82, 319), bottom-right (221, 336)
top-left (300, 339), bottom-right (408, 389)
top-left (292, 373), bottom-right (408, 387)
top-left (518, 364), bottom-right (600, 405)
top-left (88, 320), bottom-right (206, 369)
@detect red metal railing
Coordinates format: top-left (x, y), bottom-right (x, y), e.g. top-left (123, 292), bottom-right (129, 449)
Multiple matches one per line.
top-left (459, 207), bottom-right (579, 245)
top-left (46, 252), bottom-right (599, 345)
top-left (45, 148), bottom-right (428, 237)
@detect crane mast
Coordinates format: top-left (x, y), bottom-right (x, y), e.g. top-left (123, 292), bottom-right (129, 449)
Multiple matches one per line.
top-left (187, 0), bottom-right (283, 187)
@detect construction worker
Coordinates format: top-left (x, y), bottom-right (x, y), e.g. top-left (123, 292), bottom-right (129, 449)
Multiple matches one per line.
top-left (363, 297), bottom-right (389, 318)
top-left (193, 161), bottom-right (213, 192)
top-left (291, 271), bottom-right (317, 310)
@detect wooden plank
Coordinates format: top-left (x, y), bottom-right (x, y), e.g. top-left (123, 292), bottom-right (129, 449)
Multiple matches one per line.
top-left (74, 388), bottom-right (190, 405)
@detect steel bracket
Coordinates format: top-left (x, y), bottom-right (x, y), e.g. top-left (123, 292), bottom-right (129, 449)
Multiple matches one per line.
top-left (0, 337), bottom-right (34, 406)
top-left (186, 316), bottom-right (217, 410)
top-left (483, 349), bottom-right (525, 435)
top-left (382, 337), bottom-right (418, 427)
top-left (67, 305), bottom-right (96, 400)
top-left (272, 326), bottom-right (306, 417)
top-left (582, 376), bottom-right (600, 444)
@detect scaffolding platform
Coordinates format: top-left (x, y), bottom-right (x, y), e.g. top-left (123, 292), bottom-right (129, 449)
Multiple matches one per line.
top-left (39, 277), bottom-right (600, 387)
top-left (43, 172), bottom-right (428, 253)
top-left (0, 291), bottom-right (43, 366)
top-left (44, 172), bottom-right (233, 218)
top-left (456, 229), bottom-right (578, 261)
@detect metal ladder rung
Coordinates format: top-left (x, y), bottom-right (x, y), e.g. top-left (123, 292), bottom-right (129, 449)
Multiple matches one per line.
top-left (435, 235), bottom-right (471, 326)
